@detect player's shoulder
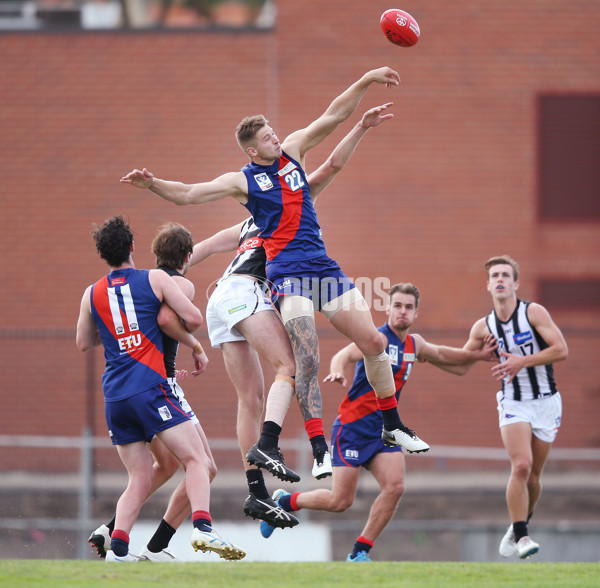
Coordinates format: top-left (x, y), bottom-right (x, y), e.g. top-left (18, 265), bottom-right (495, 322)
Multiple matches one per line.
top-left (147, 267), bottom-right (167, 285)
top-left (525, 300), bottom-right (552, 322)
top-left (281, 132), bottom-right (305, 162)
top-left (409, 332), bottom-right (426, 354)
top-left (174, 274), bottom-right (195, 298)
top-left (471, 315), bottom-right (489, 335)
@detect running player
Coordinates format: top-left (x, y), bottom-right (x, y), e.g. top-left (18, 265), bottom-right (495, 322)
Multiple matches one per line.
top-left (259, 283), bottom-right (498, 561)
top-left (462, 255), bottom-right (568, 559)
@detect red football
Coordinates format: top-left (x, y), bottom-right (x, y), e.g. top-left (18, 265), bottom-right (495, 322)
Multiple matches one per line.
top-left (380, 9), bottom-right (420, 47)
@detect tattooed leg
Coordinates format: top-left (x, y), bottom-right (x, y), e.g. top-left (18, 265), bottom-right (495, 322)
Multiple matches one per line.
top-left (285, 315), bottom-right (321, 422)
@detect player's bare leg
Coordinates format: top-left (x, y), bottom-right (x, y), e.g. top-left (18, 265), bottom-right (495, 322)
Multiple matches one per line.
top-left (221, 335), bottom-right (299, 529)
top-left (500, 422), bottom-right (541, 558)
top-left (357, 452), bottom-right (405, 544)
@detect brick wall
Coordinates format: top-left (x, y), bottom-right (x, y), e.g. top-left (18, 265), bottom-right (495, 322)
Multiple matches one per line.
top-left (1, 0), bottom-right (599, 472)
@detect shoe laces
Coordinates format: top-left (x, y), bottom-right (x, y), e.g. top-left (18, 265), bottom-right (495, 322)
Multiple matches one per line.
top-left (398, 424), bottom-right (417, 438)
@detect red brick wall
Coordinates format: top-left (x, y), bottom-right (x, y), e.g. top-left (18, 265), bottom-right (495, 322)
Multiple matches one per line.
top-left (1, 0), bottom-right (599, 472)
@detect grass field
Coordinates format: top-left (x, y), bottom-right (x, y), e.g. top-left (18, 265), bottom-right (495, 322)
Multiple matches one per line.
top-left (0, 561), bottom-right (599, 588)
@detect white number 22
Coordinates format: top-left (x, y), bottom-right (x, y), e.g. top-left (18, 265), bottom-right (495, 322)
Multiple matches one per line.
top-left (284, 170), bottom-right (305, 192)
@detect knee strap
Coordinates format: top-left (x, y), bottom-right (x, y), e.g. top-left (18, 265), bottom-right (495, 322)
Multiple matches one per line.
top-left (279, 295), bottom-right (315, 324)
top-left (363, 352), bottom-right (395, 395)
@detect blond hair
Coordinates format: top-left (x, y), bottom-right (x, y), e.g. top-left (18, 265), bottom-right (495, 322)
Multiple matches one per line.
top-left (235, 114), bottom-right (269, 150)
top-left (485, 255), bottom-right (519, 281)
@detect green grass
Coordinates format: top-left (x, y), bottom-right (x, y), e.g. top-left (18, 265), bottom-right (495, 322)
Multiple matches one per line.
top-left (0, 561), bottom-right (599, 588)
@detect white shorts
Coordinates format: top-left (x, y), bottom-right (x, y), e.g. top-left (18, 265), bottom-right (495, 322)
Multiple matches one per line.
top-left (206, 275), bottom-right (275, 348)
top-left (496, 391), bottom-right (562, 443)
top-left (167, 377), bottom-right (199, 426)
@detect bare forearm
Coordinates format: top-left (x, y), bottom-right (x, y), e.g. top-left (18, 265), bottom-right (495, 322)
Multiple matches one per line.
top-left (148, 178), bottom-right (195, 206)
top-left (329, 345), bottom-right (359, 374)
top-left (435, 346), bottom-right (483, 365)
top-left (327, 122), bottom-right (369, 172)
top-left (326, 82), bottom-right (371, 123)
top-left (326, 68), bottom-right (398, 123)
top-left (522, 346), bottom-right (568, 368)
top-left (190, 224), bottom-right (241, 268)
top-left (159, 307), bottom-right (200, 349)
top-left (76, 329), bottom-right (102, 352)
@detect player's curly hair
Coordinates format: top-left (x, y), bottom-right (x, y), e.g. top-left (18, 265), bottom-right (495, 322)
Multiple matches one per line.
top-left (152, 222), bottom-right (193, 270)
top-left (235, 114), bottom-right (269, 150)
top-left (92, 215), bottom-right (133, 268)
top-left (485, 255), bottom-right (519, 281)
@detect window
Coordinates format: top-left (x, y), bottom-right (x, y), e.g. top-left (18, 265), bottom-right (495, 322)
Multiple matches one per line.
top-left (538, 95), bottom-right (600, 220)
top-left (0, 0), bottom-right (275, 31)
top-left (539, 279), bottom-right (600, 310)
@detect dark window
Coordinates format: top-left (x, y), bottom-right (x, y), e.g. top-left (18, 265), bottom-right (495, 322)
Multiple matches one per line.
top-left (538, 96), bottom-right (600, 220)
top-left (539, 279), bottom-right (600, 310)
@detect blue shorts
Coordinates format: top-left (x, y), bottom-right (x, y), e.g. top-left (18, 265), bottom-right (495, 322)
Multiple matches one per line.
top-left (266, 255), bottom-right (355, 310)
top-left (331, 421), bottom-right (402, 468)
top-left (105, 382), bottom-right (191, 445)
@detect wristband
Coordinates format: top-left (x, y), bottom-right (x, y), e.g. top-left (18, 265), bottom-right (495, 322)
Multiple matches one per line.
top-left (193, 342), bottom-right (204, 355)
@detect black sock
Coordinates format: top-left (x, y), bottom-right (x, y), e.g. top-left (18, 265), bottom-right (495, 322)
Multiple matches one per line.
top-left (309, 434), bottom-right (328, 458)
top-left (513, 520), bottom-right (528, 542)
top-left (110, 537), bottom-right (128, 557)
top-left (380, 408), bottom-right (402, 431)
top-left (527, 511), bottom-right (534, 524)
top-left (246, 468), bottom-right (269, 499)
top-left (192, 517), bottom-right (212, 532)
top-left (278, 493), bottom-right (297, 512)
top-left (106, 514), bottom-right (116, 535)
top-left (146, 519), bottom-right (176, 553)
top-left (351, 539), bottom-right (373, 558)
top-left (257, 421), bottom-right (282, 450)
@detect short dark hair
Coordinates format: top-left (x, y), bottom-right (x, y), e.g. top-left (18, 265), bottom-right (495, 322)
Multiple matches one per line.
top-left (485, 255), bottom-right (519, 281)
top-left (388, 283), bottom-right (420, 308)
top-left (151, 222), bottom-right (193, 270)
top-left (235, 114), bottom-right (269, 150)
top-left (92, 215), bottom-right (133, 267)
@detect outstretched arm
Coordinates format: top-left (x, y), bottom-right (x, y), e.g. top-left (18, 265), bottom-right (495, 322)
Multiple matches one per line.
top-left (189, 221), bottom-right (246, 268)
top-left (415, 332), bottom-right (498, 376)
top-left (308, 102), bottom-right (394, 201)
top-left (283, 67), bottom-right (400, 165)
top-left (120, 168), bottom-right (249, 206)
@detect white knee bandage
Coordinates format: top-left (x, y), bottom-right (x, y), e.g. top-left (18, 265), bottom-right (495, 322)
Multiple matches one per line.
top-left (321, 287), bottom-right (369, 320)
top-left (264, 377), bottom-right (295, 426)
top-left (279, 295), bottom-right (315, 324)
top-left (364, 352), bottom-right (395, 395)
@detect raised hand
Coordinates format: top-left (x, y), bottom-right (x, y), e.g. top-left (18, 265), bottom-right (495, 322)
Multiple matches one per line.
top-left (120, 167), bottom-right (154, 189)
top-left (361, 102), bottom-right (394, 129)
top-left (366, 66), bottom-right (401, 88)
